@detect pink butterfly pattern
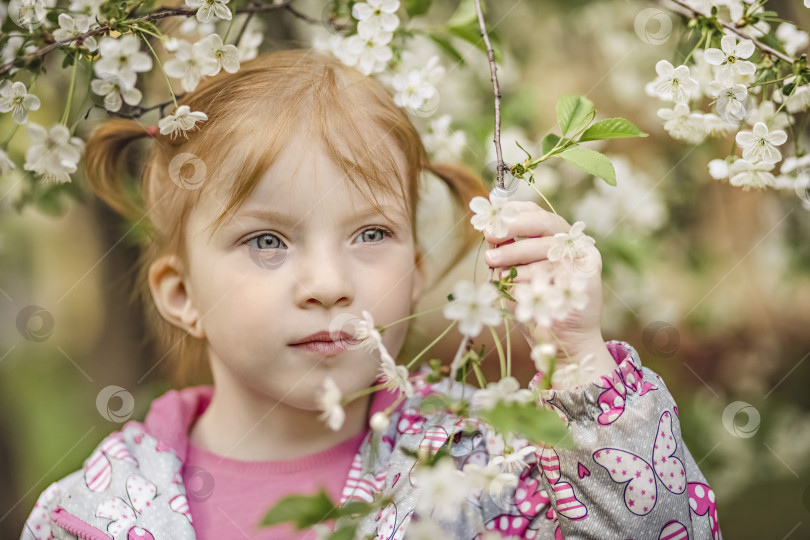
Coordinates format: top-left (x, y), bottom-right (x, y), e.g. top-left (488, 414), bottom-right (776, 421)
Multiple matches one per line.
top-left (595, 356), bottom-right (658, 426)
top-left (95, 473), bottom-right (157, 538)
top-left (592, 410), bottom-right (686, 516)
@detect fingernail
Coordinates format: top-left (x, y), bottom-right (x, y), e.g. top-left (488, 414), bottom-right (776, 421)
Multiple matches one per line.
top-left (485, 249), bottom-right (498, 264)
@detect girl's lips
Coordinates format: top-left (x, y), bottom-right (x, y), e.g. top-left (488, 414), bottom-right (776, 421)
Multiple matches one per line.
top-left (289, 339), bottom-right (359, 355)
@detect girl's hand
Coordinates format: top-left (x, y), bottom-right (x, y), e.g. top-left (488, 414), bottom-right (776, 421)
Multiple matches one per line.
top-left (482, 201), bottom-right (616, 386)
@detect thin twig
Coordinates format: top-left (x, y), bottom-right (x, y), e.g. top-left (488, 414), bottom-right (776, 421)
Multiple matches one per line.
top-left (474, 0), bottom-right (505, 190)
top-left (662, 0), bottom-right (796, 65)
top-left (0, 0), bottom-right (347, 76)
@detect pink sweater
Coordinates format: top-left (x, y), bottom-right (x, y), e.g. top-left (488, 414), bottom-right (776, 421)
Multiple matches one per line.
top-left (142, 385), bottom-right (399, 539)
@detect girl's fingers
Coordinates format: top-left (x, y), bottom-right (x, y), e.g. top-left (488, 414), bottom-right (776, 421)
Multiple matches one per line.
top-left (484, 201), bottom-right (571, 246)
top-left (485, 236), bottom-right (555, 268)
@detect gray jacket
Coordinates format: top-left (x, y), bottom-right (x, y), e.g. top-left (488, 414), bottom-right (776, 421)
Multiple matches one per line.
top-left (21, 340), bottom-right (721, 539)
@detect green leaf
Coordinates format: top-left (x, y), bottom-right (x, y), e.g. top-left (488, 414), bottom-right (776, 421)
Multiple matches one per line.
top-left (579, 118), bottom-right (649, 142)
top-left (447, 0), bottom-right (479, 28)
top-left (405, 0), bottom-right (432, 17)
top-left (329, 524), bottom-right (359, 540)
top-left (559, 146), bottom-right (617, 186)
top-left (261, 490), bottom-right (336, 529)
top-left (477, 401), bottom-right (574, 448)
top-left (446, 20), bottom-right (503, 64)
top-left (556, 95), bottom-right (594, 136)
top-left (541, 133), bottom-right (561, 156)
top-left (428, 33), bottom-right (465, 65)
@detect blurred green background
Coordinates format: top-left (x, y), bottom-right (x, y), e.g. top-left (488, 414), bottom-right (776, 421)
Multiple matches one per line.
top-left (2, 0), bottom-right (809, 538)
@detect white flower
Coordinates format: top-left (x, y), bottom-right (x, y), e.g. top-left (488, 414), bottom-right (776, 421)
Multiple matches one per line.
top-left (551, 265), bottom-right (590, 315)
top-left (52, 13), bottom-right (98, 52)
top-left (704, 34), bottom-right (756, 83)
top-left (462, 461), bottom-right (518, 500)
top-left (530, 342), bottom-right (557, 372)
top-left (650, 60), bottom-right (699, 103)
top-left (708, 158), bottom-right (730, 180)
top-left (0, 148), bottom-right (16, 175)
top-left (379, 360), bottom-right (414, 398)
top-left (352, 0), bottom-right (400, 38)
top-left (470, 376), bottom-right (533, 412)
top-left (488, 445), bottom-right (537, 475)
top-left (551, 354), bottom-right (601, 388)
top-left (707, 80), bottom-right (749, 122)
top-left (8, 0), bottom-right (51, 31)
top-left (547, 221), bottom-right (595, 263)
top-left (370, 411), bottom-right (390, 432)
top-left (196, 33), bottom-right (240, 76)
top-left (657, 103), bottom-right (707, 143)
top-left (390, 55), bottom-right (444, 115)
top-left (0, 81), bottom-right (41, 124)
top-left (403, 518), bottom-right (445, 539)
top-left (164, 38), bottom-right (219, 92)
top-left (90, 74), bottom-right (142, 112)
top-left (745, 100), bottom-right (789, 132)
top-left (781, 153), bottom-right (810, 175)
top-left (185, 0), bottom-right (232, 23)
top-left (422, 114), bottom-right (466, 162)
top-left (469, 192), bottom-right (520, 238)
top-left (158, 105), bottom-right (209, 140)
top-left (94, 34), bottom-right (153, 88)
top-left (729, 159), bottom-right (775, 190)
top-left (773, 78), bottom-right (810, 114)
top-left (735, 122), bottom-right (787, 164)
top-left (701, 112), bottom-right (737, 137)
top-left (23, 122), bottom-right (85, 184)
top-left (443, 280), bottom-right (502, 338)
top-left (354, 310), bottom-right (384, 352)
top-left (316, 376), bottom-right (345, 431)
top-left (237, 28), bottom-right (263, 62)
top-left (334, 32), bottom-right (393, 75)
top-left (412, 457), bottom-right (473, 522)
top-left (776, 23), bottom-right (809, 57)
top-left (513, 272), bottom-right (563, 328)
top-left (68, 0), bottom-right (105, 18)
top-left (571, 156), bottom-right (667, 236)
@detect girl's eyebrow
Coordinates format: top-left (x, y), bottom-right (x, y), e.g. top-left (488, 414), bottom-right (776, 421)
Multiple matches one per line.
top-left (232, 205), bottom-right (406, 227)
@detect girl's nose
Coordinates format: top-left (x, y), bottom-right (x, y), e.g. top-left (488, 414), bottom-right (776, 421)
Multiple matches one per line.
top-left (293, 247), bottom-right (354, 309)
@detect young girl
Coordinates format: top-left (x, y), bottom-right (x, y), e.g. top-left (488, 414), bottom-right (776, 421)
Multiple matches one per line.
top-left (20, 48), bottom-right (721, 540)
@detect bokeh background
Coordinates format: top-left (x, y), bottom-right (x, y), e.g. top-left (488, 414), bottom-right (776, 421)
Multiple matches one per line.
top-left (1, 0), bottom-right (809, 538)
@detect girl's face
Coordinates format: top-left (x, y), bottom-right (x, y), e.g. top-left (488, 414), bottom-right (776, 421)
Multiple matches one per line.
top-left (180, 127), bottom-right (424, 413)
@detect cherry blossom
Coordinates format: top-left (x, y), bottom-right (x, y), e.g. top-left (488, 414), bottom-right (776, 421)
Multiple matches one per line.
top-left (157, 105), bottom-right (209, 140)
top-left (316, 376), bottom-right (345, 431)
top-left (94, 34), bottom-right (153, 88)
top-left (728, 159), bottom-right (776, 190)
top-left (469, 191), bottom-right (520, 238)
top-left (735, 122), bottom-right (787, 164)
top-left (704, 34), bottom-right (756, 83)
top-left (649, 60), bottom-right (699, 103)
top-left (0, 80), bottom-right (41, 124)
top-left (442, 280), bottom-right (502, 338)
top-left (23, 122), bottom-right (85, 184)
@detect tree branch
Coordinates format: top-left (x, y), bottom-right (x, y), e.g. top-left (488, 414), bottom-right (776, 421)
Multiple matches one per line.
top-left (661, 0), bottom-right (796, 65)
top-left (474, 0), bottom-right (505, 190)
top-left (0, 0), bottom-right (348, 76)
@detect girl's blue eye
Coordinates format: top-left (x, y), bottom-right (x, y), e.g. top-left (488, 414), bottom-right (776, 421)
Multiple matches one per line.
top-left (357, 227), bottom-right (393, 243)
top-left (245, 233), bottom-right (286, 250)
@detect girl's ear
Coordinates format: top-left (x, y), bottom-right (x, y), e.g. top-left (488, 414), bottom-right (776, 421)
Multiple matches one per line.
top-left (411, 248), bottom-right (426, 305)
top-left (148, 255), bottom-right (206, 339)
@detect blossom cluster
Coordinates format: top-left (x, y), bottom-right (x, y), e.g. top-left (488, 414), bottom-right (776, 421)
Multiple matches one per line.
top-left (646, 2), bottom-right (810, 196)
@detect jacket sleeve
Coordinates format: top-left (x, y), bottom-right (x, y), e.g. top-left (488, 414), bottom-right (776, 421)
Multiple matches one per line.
top-left (521, 340), bottom-right (721, 540)
top-left (20, 471), bottom-right (83, 540)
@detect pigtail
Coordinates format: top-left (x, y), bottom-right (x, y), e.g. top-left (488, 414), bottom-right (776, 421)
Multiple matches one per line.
top-left (83, 119), bottom-right (153, 225)
top-left (421, 161), bottom-right (492, 293)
